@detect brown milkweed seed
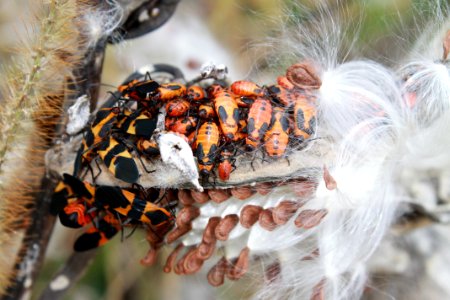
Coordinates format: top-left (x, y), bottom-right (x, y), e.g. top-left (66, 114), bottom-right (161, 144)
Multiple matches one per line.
top-left (202, 217), bottom-right (221, 244)
top-left (259, 208), bottom-right (278, 231)
top-left (286, 62), bottom-right (322, 90)
top-left (295, 209), bottom-right (328, 229)
top-left (240, 205), bottom-right (263, 228)
top-left (191, 190), bottom-right (210, 203)
top-left (215, 214), bottom-right (239, 241)
top-left (208, 189), bottom-right (232, 203)
top-left (176, 206), bottom-right (200, 227)
top-left (167, 225), bottom-right (192, 244)
top-left (273, 200), bottom-right (301, 225)
top-left (207, 257), bottom-right (228, 287)
top-left (178, 189), bottom-right (195, 206)
top-left (231, 186), bottom-right (254, 200)
top-left (164, 244), bottom-right (184, 273)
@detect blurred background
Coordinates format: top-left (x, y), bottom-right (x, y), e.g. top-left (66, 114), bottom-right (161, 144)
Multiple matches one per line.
top-left (0, 0), bottom-right (446, 299)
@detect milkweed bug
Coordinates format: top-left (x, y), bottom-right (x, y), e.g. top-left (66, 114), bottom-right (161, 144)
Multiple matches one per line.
top-left (95, 186), bottom-right (174, 227)
top-left (235, 96), bottom-right (254, 108)
top-left (166, 99), bottom-right (190, 117)
top-left (51, 174), bottom-right (97, 228)
top-left (264, 107), bottom-right (290, 158)
top-left (195, 121), bottom-right (220, 178)
top-left (96, 136), bottom-right (140, 184)
top-left (231, 80), bottom-right (265, 97)
top-left (167, 116), bottom-right (197, 135)
top-left (213, 90), bottom-right (240, 141)
top-left (198, 103), bottom-right (216, 119)
top-left (292, 95), bottom-right (316, 142)
top-left (217, 146), bottom-right (236, 181)
top-left (207, 84), bottom-right (224, 98)
top-left (137, 139), bottom-right (160, 156)
top-left (157, 83), bottom-right (187, 101)
top-left (73, 213), bottom-right (122, 252)
top-left (187, 85), bottom-right (206, 102)
top-left (246, 97), bottom-right (273, 150)
top-left (117, 109), bottom-right (157, 139)
top-left (267, 85), bottom-right (294, 107)
top-left (118, 78), bottom-right (160, 102)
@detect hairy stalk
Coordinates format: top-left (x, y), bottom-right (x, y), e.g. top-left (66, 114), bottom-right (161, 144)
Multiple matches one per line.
top-left (0, 0), bottom-right (83, 295)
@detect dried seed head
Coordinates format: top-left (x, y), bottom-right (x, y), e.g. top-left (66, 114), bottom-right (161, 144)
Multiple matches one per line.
top-left (202, 217), bottom-right (221, 244)
top-left (208, 189), bottom-right (231, 203)
top-left (226, 247), bottom-right (250, 280)
top-left (191, 190), bottom-right (210, 203)
top-left (176, 206), bottom-right (200, 227)
top-left (140, 247), bottom-right (158, 266)
top-left (164, 243), bottom-right (184, 273)
top-left (323, 166), bottom-right (337, 190)
top-left (273, 200), bottom-right (301, 225)
top-left (443, 29), bottom-right (450, 60)
top-left (259, 208), bottom-right (278, 231)
top-left (294, 209), bottom-right (328, 229)
top-left (215, 214), bottom-right (239, 241)
top-left (240, 205), bottom-right (263, 228)
top-left (231, 186), bottom-right (254, 200)
top-left (167, 225), bottom-right (192, 244)
top-left (207, 257), bottom-right (228, 287)
top-left (286, 62), bottom-right (322, 90)
top-left (178, 189), bottom-right (195, 206)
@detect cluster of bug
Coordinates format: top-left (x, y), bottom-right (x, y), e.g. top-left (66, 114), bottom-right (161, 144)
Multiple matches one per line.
top-left (163, 74), bottom-right (317, 182)
top-left (50, 173), bottom-right (175, 251)
top-left (50, 63), bottom-right (318, 273)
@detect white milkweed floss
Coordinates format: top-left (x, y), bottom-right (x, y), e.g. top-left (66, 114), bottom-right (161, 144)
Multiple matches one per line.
top-left (254, 2), bottom-right (405, 299)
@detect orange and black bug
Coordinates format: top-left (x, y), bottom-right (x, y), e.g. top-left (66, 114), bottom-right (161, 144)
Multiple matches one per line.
top-left (217, 147), bottom-right (236, 181)
top-left (60, 202), bottom-right (97, 228)
top-left (195, 121), bottom-right (220, 178)
top-left (264, 107), bottom-right (290, 158)
top-left (207, 84), bottom-right (224, 98)
top-left (277, 76), bottom-right (295, 90)
top-left (292, 95), bottom-right (316, 142)
top-left (137, 139), bottom-right (160, 156)
top-left (235, 96), bottom-right (254, 108)
top-left (118, 78), bottom-right (160, 102)
top-left (96, 136), bottom-right (140, 184)
top-left (95, 186), bottom-right (174, 227)
top-left (187, 131), bottom-right (197, 149)
top-left (81, 107), bottom-right (120, 156)
top-left (157, 82), bottom-right (187, 101)
top-left (165, 117), bottom-right (177, 130)
top-left (231, 80), bottom-right (265, 97)
top-left (73, 107), bottom-right (122, 178)
top-left (73, 213), bottom-right (122, 252)
top-left (213, 90), bottom-right (240, 141)
top-left (187, 85), bottom-right (206, 102)
top-left (267, 85), bottom-right (295, 107)
top-left (198, 102), bottom-right (216, 119)
top-left (51, 174), bottom-right (97, 228)
top-left (166, 99), bottom-right (190, 117)
top-left (246, 97), bottom-right (273, 150)
top-left (117, 109), bottom-right (157, 139)
top-left (167, 116), bottom-right (197, 135)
